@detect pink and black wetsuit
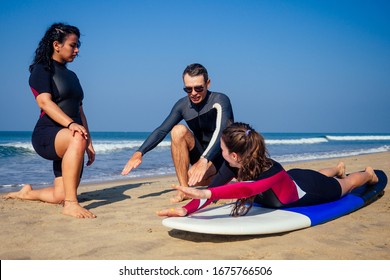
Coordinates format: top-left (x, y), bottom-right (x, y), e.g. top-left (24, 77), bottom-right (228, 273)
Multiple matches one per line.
top-left (183, 161), bottom-right (342, 215)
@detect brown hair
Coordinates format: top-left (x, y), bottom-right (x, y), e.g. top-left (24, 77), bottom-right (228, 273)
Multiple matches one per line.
top-left (182, 63), bottom-right (208, 83)
top-left (221, 122), bottom-right (272, 216)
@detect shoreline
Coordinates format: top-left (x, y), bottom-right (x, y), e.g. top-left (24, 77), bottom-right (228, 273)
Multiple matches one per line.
top-left (0, 146), bottom-right (390, 192)
top-left (1, 151), bottom-right (389, 260)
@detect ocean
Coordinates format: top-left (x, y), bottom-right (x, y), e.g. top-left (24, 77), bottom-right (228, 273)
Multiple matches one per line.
top-left (1, 131), bottom-right (389, 193)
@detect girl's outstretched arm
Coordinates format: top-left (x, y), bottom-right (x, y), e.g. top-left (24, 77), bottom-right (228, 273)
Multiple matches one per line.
top-left (172, 185), bottom-right (212, 199)
top-left (156, 185), bottom-right (213, 217)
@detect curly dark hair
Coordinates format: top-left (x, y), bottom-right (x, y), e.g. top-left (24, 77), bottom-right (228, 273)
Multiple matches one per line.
top-left (29, 23), bottom-right (80, 73)
top-left (221, 122), bottom-right (273, 216)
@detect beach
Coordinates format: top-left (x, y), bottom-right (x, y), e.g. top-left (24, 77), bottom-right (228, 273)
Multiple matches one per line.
top-left (0, 152), bottom-right (389, 260)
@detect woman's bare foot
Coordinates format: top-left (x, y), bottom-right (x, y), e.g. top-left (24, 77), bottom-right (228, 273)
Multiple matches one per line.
top-left (336, 162), bottom-right (346, 178)
top-left (3, 184), bottom-right (33, 200)
top-left (365, 167), bottom-right (379, 185)
top-left (62, 200), bottom-right (96, 218)
top-left (157, 207), bottom-right (187, 217)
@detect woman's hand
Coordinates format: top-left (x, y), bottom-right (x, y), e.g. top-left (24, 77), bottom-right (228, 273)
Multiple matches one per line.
top-left (85, 142), bottom-right (95, 166)
top-left (68, 122), bottom-right (88, 139)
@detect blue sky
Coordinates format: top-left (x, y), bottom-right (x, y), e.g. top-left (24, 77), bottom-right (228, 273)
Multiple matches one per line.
top-left (0, 0), bottom-right (389, 133)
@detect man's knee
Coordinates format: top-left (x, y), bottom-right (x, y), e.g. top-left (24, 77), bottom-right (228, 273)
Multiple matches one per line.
top-left (171, 125), bottom-right (195, 151)
top-left (171, 124), bottom-right (189, 141)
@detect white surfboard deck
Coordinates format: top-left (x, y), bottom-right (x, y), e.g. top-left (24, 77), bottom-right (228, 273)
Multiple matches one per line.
top-left (162, 203), bottom-right (311, 235)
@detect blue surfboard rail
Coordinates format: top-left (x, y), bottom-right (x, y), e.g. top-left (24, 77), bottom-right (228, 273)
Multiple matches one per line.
top-left (349, 170), bottom-right (387, 204)
top-left (284, 170), bottom-right (387, 226)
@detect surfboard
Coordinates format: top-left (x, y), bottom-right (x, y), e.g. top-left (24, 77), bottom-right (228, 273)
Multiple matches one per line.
top-left (162, 170), bottom-right (387, 235)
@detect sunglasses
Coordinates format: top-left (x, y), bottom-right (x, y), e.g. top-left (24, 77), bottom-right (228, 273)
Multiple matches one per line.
top-left (183, 85), bottom-right (204, 93)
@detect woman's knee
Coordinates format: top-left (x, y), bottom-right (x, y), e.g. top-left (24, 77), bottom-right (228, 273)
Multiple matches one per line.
top-left (55, 130), bottom-right (87, 157)
top-left (71, 132), bottom-right (87, 148)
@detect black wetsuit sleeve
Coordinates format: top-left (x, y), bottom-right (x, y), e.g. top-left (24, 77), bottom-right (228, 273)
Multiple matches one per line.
top-left (202, 94), bottom-right (234, 162)
top-left (29, 64), bottom-right (52, 96)
top-left (137, 100), bottom-right (183, 155)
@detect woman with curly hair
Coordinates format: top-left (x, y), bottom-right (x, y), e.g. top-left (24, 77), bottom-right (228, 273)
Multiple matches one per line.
top-left (4, 23), bottom-right (96, 218)
top-left (158, 122), bottom-right (378, 217)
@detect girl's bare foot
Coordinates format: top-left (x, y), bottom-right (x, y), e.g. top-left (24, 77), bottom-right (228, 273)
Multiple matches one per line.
top-left (336, 162), bottom-right (346, 178)
top-left (157, 207), bottom-right (187, 217)
top-left (365, 167), bottom-right (379, 185)
top-left (62, 200), bottom-right (96, 218)
top-left (3, 184), bottom-right (33, 200)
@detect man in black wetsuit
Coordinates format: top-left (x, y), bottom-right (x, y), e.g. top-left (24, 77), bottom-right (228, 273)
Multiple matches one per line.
top-left (121, 63), bottom-right (234, 202)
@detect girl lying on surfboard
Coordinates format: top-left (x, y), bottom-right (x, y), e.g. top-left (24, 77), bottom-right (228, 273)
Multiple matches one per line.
top-left (157, 122), bottom-right (379, 217)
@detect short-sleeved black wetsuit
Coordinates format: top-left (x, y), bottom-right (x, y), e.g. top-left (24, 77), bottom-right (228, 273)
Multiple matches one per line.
top-left (29, 60), bottom-right (84, 177)
top-left (138, 91), bottom-right (234, 170)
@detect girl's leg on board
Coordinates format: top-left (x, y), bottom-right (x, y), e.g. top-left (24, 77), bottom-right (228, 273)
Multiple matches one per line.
top-left (336, 167), bottom-right (378, 196)
top-left (318, 162), bottom-right (346, 178)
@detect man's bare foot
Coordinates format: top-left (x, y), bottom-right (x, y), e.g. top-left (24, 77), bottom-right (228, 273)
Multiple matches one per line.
top-left (157, 207), bottom-right (187, 217)
top-left (62, 200), bottom-right (96, 218)
top-left (170, 190), bottom-right (189, 203)
top-left (336, 162), bottom-right (346, 178)
top-left (3, 184), bottom-right (33, 200)
top-left (365, 167), bottom-right (379, 185)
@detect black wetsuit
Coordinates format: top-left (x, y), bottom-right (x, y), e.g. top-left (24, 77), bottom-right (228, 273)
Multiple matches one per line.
top-left (138, 91), bottom-right (234, 169)
top-left (29, 60), bottom-right (84, 177)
